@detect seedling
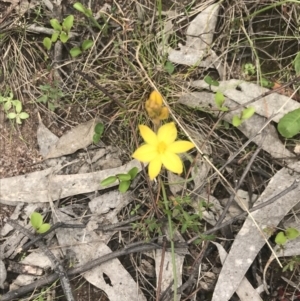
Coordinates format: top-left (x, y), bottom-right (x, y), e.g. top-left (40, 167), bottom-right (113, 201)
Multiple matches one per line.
top-left (93, 122), bottom-right (104, 143)
top-left (282, 256), bottom-right (300, 272)
top-left (36, 83), bottom-right (64, 111)
top-left (70, 39), bottom-right (94, 57)
top-left (275, 227), bottom-right (300, 246)
top-left (164, 61), bottom-right (175, 75)
top-left (0, 92), bottom-right (29, 124)
top-left (214, 91), bottom-right (228, 111)
top-left (73, 2), bottom-right (108, 34)
top-left (101, 167), bottom-right (139, 193)
top-left (232, 106), bottom-right (255, 127)
top-left (43, 15), bottom-right (74, 50)
top-left (243, 63), bottom-right (256, 76)
top-left (204, 75), bottom-right (219, 88)
top-left (30, 212), bottom-right (51, 234)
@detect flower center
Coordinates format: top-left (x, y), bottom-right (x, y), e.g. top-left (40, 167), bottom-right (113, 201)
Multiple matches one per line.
top-left (157, 141), bottom-right (167, 154)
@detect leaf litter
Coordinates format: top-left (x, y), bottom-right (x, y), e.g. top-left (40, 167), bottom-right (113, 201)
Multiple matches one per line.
top-left (1, 2), bottom-right (300, 300)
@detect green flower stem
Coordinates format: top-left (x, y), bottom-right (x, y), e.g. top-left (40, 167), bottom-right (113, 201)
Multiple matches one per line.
top-left (160, 177), bottom-right (177, 301)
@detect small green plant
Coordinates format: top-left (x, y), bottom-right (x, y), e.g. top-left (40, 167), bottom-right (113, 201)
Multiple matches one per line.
top-left (43, 15), bottom-right (74, 50)
top-left (0, 92), bottom-right (29, 124)
top-left (36, 83), bottom-right (64, 111)
top-left (70, 39), bottom-right (94, 57)
top-left (277, 108), bottom-right (300, 138)
top-left (214, 91), bottom-right (228, 111)
top-left (73, 2), bottom-right (108, 34)
top-left (243, 63), bottom-right (256, 76)
top-left (204, 75), bottom-right (219, 88)
top-left (93, 122), bottom-right (104, 143)
top-left (275, 227), bottom-right (300, 246)
top-left (131, 218), bottom-right (162, 240)
top-left (282, 256), bottom-right (300, 272)
top-left (30, 212), bottom-right (51, 234)
top-left (100, 167), bottom-right (139, 193)
top-left (164, 61), bottom-right (175, 75)
top-left (293, 51), bottom-right (300, 75)
top-left (232, 106), bottom-right (255, 127)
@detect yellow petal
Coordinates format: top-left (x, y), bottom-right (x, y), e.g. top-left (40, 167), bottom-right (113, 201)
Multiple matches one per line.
top-left (132, 144), bottom-right (158, 162)
top-left (149, 90), bottom-right (163, 106)
top-left (148, 156), bottom-right (162, 180)
top-left (139, 125), bottom-right (158, 146)
top-left (167, 141), bottom-right (195, 153)
top-left (161, 151), bottom-right (183, 174)
top-left (158, 107), bottom-right (169, 120)
top-left (157, 122), bottom-right (177, 145)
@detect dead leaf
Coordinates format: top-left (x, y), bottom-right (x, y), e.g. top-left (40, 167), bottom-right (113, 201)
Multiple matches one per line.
top-left (211, 161), bottom-right (300, 301)
top-left (45, 119), bottom-right (99, 159)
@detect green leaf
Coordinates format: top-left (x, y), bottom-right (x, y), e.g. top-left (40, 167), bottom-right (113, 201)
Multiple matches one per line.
top-left (43, 37), bottom-right (52, 50)
top-left (51, 32), bottom-right (59, 42)
top-left (204, 75), bottom-right (219, 86)
top-left (117, 173), bottom-right (131, 181)
top-left (260, 77), bottom-right (273, 88)
top-left (219, 106), bottom-right (229, 112)
top-left (215, 91), bottom-right (225, 108)
top-left (277, 108), bottom-right (300, 138)
top-left (63, 15), bottom-right (74, 32)
top-left (164, 61), bottom-right (175, 75)
top-left (19, 112), bottom-right (29, 119)
top-left (16, 116), bottom-right (22, 124)
top-left (7, 112), bottom-right (16, 119)
top-left (81, 40), bottom-right (93, 51)
top-left (37, 223), bottom-right (51, 234)
top-left (70, 47), bottom-right (82, 57)
top-left (3, 101), bottom-right (12, 111)
top-left (60, 32), bottom-right (69, 43)
top-left (119, 180), bottom-right (131, 193)
top-left (37, 95), bottom-right (48, 103)
top-left (128, 167), bottom-right (138, 180)
top-left (241, 107), bottom-right (255, 120)
top-left (94, 122), bottom-right (104, 135)
top-left (50, 19), bottom-right (62, 31)
top-left (275, 231), bottom-right (287, 245)
top-left (93, 133), bottom-right (101, 144)
top-left (30, 212), bottom-right (43, 230)
top-left (14, 101), bottom-right (22, 113)
top-left (232, 115), bottom-right (242, 127)
top-left (73, 2), bottom-right (86, 14)
top-left (285, 228), bottom-right (300, 240)
top-left (100, 176), bottom-right (117, 186)
top-left (293, 52), bottom-right (300, 75)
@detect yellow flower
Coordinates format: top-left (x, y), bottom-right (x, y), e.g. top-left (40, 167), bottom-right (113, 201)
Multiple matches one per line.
top-left (145, 91), bottom-right (169, 124)
top-left (132, 122), bottom-right (195, 180)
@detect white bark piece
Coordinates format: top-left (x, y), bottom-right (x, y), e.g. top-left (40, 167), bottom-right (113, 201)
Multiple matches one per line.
top-left (191, 79), bottom-right (300, 123)
top-left (211, 162), bottom-right (300, 301)
top-left (212, 242), bottom-right (263, 301)
top-left (0, 159), bottom-right (142, 205)
top-left (54, 210), bottom-right (146, 301)
top-left (168, 4), bottom-right (223, 77)
top-left (178, 92), bottom-right (294, 159)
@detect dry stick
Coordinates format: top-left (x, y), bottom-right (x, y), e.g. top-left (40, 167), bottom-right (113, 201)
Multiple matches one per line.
top-left (214, 144), bottom-right (263, 229)
top-left (74, 70), bottom-right (161, 217)
top-left (6, 219), bottom-right (75, 301)
top-left (156, 238), bottom-right (167, 301)
top-left (0, 242), bottom-right (163, 301)
top-left (188, 179), bottom-right (299, 244)
top-left (21, 222), bottom-right (86, 252)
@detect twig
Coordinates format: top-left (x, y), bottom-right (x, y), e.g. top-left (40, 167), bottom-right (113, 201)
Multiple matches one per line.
top-left (6, 219), bottom-right (75, 301)
top-left (187, 179), bottom-right (299, 244)
top-left (0, 241), bottom-right (163, 301)
top-left (21, 222), bottom-right (86, 252)
top-left (214, 144), bottom-right (262, 228)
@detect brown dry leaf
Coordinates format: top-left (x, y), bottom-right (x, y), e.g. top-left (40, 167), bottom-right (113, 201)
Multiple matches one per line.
top-left (45, 119), bottom-right (99, 159)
